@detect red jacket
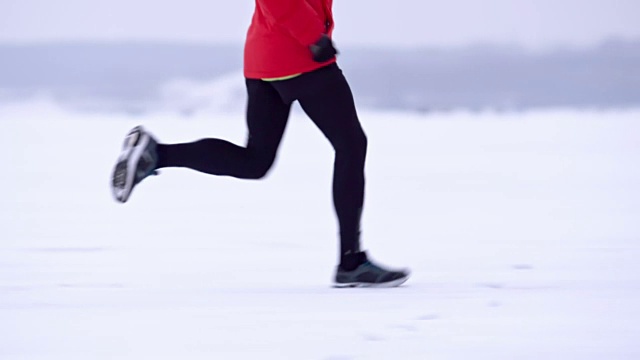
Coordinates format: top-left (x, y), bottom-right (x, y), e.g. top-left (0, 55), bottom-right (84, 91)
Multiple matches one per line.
top-left (244, 0), bottom-right (336, 79)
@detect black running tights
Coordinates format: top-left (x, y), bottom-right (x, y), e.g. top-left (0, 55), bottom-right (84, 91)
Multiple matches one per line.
top-left (155, 64), bottom-right (367, 260)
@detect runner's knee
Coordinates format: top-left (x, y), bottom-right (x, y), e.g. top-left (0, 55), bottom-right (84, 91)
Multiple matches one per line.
top-left (245, 155), bottom-right (276, 179)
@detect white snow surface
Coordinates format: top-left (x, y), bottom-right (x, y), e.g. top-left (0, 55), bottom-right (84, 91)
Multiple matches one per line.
top-left (1, 101), bottom-right (639, 359)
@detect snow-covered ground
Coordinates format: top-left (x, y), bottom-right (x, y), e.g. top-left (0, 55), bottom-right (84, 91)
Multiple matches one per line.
top-left (1, 101), bottom-right (639, 359)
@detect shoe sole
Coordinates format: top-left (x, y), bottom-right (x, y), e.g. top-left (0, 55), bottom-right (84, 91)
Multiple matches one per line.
top-left (332, 274), bottom-right (410, 288)
top-left (111, 127), bottom-right (150, 203)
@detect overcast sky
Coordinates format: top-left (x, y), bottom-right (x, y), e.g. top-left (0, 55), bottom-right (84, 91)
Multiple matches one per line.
top-left (1, 0), bottom-right (639, 49)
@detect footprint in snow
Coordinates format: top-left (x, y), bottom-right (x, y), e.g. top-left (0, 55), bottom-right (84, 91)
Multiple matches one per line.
top-left (58, 283), bottom-right (125, 289)
top-left (361, 333), bottom-right (386, 342)
top-left (512, 264), bottom-right (534, 270)
top-left (416, 314), bottom-right (439, 321)
top-left (389, 324), bottom-right (418, 332)
top-left (478, 282), bottom-right (504, 289)
top-left (25, 247), bottom-right (109, 253)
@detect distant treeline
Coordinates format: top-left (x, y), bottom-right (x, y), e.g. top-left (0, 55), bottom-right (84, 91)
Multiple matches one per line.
top-left (1, 40), bottom-right (639, 112)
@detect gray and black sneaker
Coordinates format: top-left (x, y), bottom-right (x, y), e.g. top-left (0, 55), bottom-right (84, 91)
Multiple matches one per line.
top-left (334, 254), bottom-right (410, 288)
top-left (111, 126), bottom-right (159, 203)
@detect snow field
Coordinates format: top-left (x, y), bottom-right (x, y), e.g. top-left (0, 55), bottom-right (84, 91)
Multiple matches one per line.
top-left (1, 102), bottom-right (639, 359)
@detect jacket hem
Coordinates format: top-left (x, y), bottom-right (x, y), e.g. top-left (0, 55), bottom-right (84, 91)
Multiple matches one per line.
top-left (244, 58), bottom-right (337, 80)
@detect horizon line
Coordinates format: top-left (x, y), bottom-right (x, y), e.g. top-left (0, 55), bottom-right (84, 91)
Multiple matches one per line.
top-left (0, 36), bottom-right (639, 53)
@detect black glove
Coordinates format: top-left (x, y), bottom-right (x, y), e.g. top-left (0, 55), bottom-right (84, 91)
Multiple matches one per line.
top-left (310, 34), bottom-right (338, 63)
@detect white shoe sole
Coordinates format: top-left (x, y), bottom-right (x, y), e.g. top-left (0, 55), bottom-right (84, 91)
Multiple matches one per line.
top-left (111, 127), bottom-right (150, 203)
top-left (333, 274), bottom-right (410, 288)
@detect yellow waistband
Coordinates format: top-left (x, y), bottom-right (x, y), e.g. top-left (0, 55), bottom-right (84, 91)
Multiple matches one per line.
top-left (262, 73), bottom-right (302, 82)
